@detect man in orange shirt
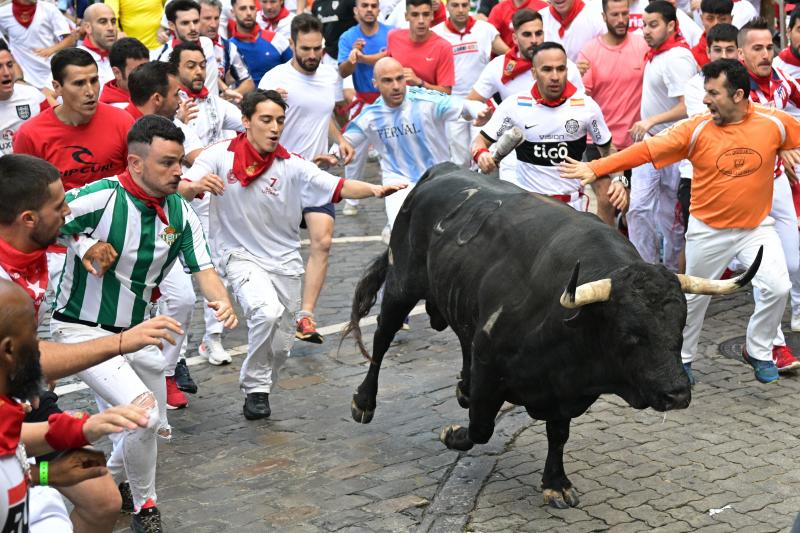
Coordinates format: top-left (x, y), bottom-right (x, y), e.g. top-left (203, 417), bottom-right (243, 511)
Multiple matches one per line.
top-left (561, 59), bottom-right (800, 385)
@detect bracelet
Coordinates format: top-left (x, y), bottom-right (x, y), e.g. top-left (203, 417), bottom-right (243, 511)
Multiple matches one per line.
top-left (472, 148), bottom-right (490, 164)
top-left (39, 461), bottom-right (48, 486)
top-left (118, 331), bottom-right (123, 356)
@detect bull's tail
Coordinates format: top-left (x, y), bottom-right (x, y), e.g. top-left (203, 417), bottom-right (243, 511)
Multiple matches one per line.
top-left (340, 250), bottom-right (390, 362)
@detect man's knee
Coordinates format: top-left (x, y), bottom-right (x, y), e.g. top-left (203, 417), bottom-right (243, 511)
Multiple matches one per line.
top-left (131, 391), bottom-right (162, 434)
top-left (250, 301), bottom-right (285, 328)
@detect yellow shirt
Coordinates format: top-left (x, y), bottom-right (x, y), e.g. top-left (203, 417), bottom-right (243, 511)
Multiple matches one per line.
top-left (105, 0), bottom-right (165, 50)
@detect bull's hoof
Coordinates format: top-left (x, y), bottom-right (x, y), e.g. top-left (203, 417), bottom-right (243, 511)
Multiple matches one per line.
top-left (455, 382), bottom-right (470, 409)
top-left (351, 399), bottom-right (374, 424)
top-left (439, 424), bottom-right (474, 451)
top-left (543, 487), bottom-right (580, 509)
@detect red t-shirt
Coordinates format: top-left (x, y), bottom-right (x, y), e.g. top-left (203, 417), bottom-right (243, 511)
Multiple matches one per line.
top-left (386, 29), bottom-right (455, 88)
top-left (488, 0), bottom-right (548, 47)
top-left (12, 103), bottom-right (134, 191)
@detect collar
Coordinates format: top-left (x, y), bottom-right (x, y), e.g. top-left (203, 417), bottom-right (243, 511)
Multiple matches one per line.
top-left (747, 65), bottom-right (780, 99)
top-left (0, 396), bottom-right (24, 456)
top-left (531, 80), bottom-right (578, 107)
top-left (645, 31), bottom-right (690, 63)
top-left (779, 46), bottom-right (800, 67)
top-left (500, 47), bottom-right (531, 84)
top-left (265, 6), bottom-right (290, 28)
top-left (117, 170), bottom-right (168, 224)
top-left (99, 80), bottom-right (129, 104)
top-left (444, 16), bottom-right (476, 37)
top-left (549, 0), bottom-right (584, 38)
top-left (124, 102), bottom-right (143, 119)
top-left (11, 0), bottom-right (35, 28)
top-left (81, 37), bottom-right (109, 59)
top-left (227, 132), bottom-right (290, 187)
top-left (180, 84), bottom-right (209, 99)
top-left (230, 23), bottom-right (261, 42)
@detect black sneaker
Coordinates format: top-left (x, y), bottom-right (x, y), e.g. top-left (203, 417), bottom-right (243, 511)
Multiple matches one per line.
top-left (118, 482), bottom-right (133, 513)
top-left (131, 506), bottom-right (162, 533)
top-left (174, 359), bottom-right (197, 394)
top-left (243, 393), bottom-right (271, 420)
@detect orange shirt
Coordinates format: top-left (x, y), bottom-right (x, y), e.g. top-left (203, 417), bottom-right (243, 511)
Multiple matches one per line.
top-left (589, 103), bottom-right (800, 229)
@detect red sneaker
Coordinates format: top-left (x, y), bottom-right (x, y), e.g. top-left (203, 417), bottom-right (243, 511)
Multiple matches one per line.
top-left (295, 316), bottom-right (323, 344)
top-left (772, 345), bottom-right (800, 374)
top-left (166, 376), bottom-right (188, 409)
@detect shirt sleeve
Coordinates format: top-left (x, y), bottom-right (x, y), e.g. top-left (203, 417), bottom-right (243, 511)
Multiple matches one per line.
top-left (182, 146), bottom-right (220, 182)
top-left (778, 109), bottom-right (800, 149)
top-left (587, 141), bottom-right (653, 177)
top-left (337, 30), bottom-right (354, 64)
top-left (435, 41), bottom-right (455, 88)
top-left (479, 97), bottom-right (515, 143)
top-left (296, 157), bottom-right (344, 207)
top-left (642, 118), bottom-right (694, 168)
top-left (178, 203), bottom-right (213, 273)
top-left (11, 125), bottom-right (35, 155)
top-left (343, 118), bottom-right (369, 151)
top-left (60, 185), bottom-right (116, 236)
top-left (221, 100), bottom-right (244, 132)
top-left (230, 43), bottom-right (252, 82)
top-left (663, 52), bottom-right (699, 99)
top-left (472, 61), bottom-right (498, 100)
top-left (434, 92), bottom-right (466, 122)
top-left (586, 98), bottom-right (612, 145)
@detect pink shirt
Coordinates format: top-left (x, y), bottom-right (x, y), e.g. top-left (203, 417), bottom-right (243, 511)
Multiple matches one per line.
top-left (578, 34), bottom-right (649, 148)
top-left (387, 29), bottom-right (455, 88)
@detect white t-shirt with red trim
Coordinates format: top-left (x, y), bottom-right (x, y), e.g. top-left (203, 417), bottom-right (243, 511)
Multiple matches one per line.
top-left (0, 84), bottom-right (45, 155)
top-left (433, 19), bottom-right (499, 97)
top-left (538, 3), bottom-right (607, 62)
top-left (471, 54), bottom-right (584, 102)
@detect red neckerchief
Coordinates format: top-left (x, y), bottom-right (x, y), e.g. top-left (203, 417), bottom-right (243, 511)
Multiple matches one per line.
top-left (746, 66), bottom-right (780, 101)
top-left (265, 6), bottom-right (290, 29)
top-left (229, 23), bottom-right (261, 42)
top-left (11, 0), bottom-right (35, 28)
top-left (0, 238), bottom-right (47, 315)
top-left (99, 80), bottom-right (130, 104)
top-left (444, 16), bottom-right (476, 37)
top-left (531, 80), bottom-right (578, 107)
top-left (227, 132), bottom-right (290, 187)
top-left (124, 102), bottom-right (143, 119)
top-left (0, 396), bottom-right (24, 456)
top-left (501, 47), bottom-right (531, 84)
top-left (433, 2), bottom-right (446, 25)
top-left (549, 0), bottom-right (584, 38)
top-left (180, 84), bottom-right (209, 99)
top-left (691, 33), bottom-right (709, 67)
top-left (645, 31), bottom-right (690, 62)
top-left (117, 170), bottom-right (168, 224)
top-left (779, 46), bottom-right (800, 67)
top-left (81, 37), bottom-right (109, 59)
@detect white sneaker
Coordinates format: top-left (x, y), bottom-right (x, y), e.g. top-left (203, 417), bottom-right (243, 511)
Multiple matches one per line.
top-left (343, 203), bottom-right (358, 216)
top-left (200, 334), bottom-right (232, 365)
top-left (381, 225), bottom-right (391, 245)
top-left (792, 315), bottom-right (800, 332)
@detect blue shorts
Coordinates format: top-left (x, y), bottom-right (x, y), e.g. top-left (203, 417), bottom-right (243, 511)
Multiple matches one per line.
top-left (300, 202), bottom-right (335, 229)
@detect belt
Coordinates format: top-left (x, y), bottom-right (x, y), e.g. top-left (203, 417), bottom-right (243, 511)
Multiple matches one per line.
top-left (52, 311), bottom-right (126, 334)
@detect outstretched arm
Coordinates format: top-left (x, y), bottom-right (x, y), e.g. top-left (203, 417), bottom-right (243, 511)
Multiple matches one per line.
top-left (560, 142), bottom-right (653, 185)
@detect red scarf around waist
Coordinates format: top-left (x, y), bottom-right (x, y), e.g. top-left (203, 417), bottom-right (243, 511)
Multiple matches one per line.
top-left (0, 237), bottom-right (47, 315)
top-left (645, 31), bottom-right (690, 62)
top-left (99, 80), bottom-right (130, 104)
top-left (531, 80), bottom-right (578, 107)
top-left (549, 0), bottom-right (584, 38)
top-left (0, 396), bottom-right (24, 456)
top-left (117, 170), bottom-right (169, 224)
top-left (501, 47), bottom-right (531, 84)
top-left (81, 37), bottom-right (109, 59)
top-left (227, 133), bottom-right (290, 187)
top-left (779, 46), bottom-right (800, 67)
top-left (11, 0), bottom-right (35, 28)
top-left (444, 16), bottom-right (476, 37)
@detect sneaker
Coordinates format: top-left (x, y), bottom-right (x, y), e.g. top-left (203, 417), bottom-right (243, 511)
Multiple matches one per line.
top-left (683, 362), bottom-right (695, 386)
top-left (381, 224), bottom-right (391, 245)
top-left (772, 345), bottom-right (800, 373)
top-left (199, 334), bottom-right (232, 366)
top-left (131, 505), bottom-right (162, 533)
top-left (342, 203), bottom-right (358, 216)
top-left (742, 348), bottom-right (780, 384)
top-left (165, 376), bottom-right (188, 409)
top-left (401, 316), bottom-right (410, 331)
top-left (173, 359), bottom-right (197, 393)
top-left (792, 315), bottom-right (800, 332)
top-left (119, 482), bottom-right (133, 514)
top-left (296, 316), bottom-right (323, 344)
top-left (243, 392), bottom-right (271, 420)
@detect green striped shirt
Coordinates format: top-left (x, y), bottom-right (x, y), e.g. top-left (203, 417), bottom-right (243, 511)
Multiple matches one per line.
top-left (55, 177), bottom-right (212, 328)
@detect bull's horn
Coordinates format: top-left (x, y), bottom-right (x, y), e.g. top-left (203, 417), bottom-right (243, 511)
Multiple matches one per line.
top-left (560, 261), bottom-right (612, 309)
top-left (677, 245), bottom-right (762, 295)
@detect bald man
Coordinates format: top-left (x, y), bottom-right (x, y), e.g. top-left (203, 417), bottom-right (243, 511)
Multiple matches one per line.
top-left (78, 4), bottom-right (120, 87)
top-left (343, 57), bottom-right (492, 241)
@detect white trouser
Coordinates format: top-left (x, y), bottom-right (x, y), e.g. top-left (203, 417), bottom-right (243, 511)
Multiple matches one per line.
top-left (447, 118), bottom-right (477, 167)
top-left (50, 320), bottom-right (166, 510)
top-left (383, 177), bottom-right (414, 230)
top-left (192, 196), bottom-right (226, 339)
top-left (158, 263), bottom-right (195, 376)
top-left (629, 161), bottom-right (684, 271)
top-left (681, 215), bottom-right (790, 364)
top-left (29, 486), bottom-right (71, 533)
top-left (225, 256), bottom-right (300, 394)
top-left (498, 152), bottom-right (517, 183)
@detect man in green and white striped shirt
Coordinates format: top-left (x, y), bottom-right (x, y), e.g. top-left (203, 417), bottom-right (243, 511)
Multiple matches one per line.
top-left (49, 116), bottom-right (237, 532)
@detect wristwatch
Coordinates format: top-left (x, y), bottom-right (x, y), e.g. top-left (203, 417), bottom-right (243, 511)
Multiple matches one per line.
top-left (611, 174), bottom-right (630, 188)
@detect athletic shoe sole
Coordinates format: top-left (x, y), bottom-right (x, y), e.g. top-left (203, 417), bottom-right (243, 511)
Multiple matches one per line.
top-left (295, 331), bottom-right (323, 344)
top-left (777, 360), bottom-right (800, 374)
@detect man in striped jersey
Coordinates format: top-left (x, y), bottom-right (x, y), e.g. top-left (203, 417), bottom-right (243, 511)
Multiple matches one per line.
top-left (50, 116), bottom-right (237, 533)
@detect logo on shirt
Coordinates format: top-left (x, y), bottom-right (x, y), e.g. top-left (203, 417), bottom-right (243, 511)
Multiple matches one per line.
top-left (66, 146), bottom-right (95, 165)
top-left (716, 147), bottom-right (762, 177)
top-left (565, 119), bottom-right (580, 134)
top-left (159, 226), bottom-right (182, 246)
top-left (377, 123), bottom-right (422, 140)
top-left (262, 176), bottom-right (279, 196)
top-left (453, 43), bottom-right (479, 56)
top-left (60, 146), bottom-right (116, 179)
top-left (15, 104), bottom-right (30, 120)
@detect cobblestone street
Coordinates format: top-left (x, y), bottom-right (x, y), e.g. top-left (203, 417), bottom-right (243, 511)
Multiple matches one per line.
top-left (50, 178), bottom-right (800, 532)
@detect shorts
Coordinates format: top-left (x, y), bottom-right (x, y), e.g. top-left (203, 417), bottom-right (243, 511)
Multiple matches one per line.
top-left (300, 202), bottom-right (335, 229)
top-left (584, 144), bottom-right (631, 178)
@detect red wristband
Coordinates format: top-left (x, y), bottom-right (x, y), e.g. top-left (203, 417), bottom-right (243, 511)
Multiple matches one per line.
top-left (472, 148), bottom-right (490, 164)
top-left (45, 412), bottom-right (90, 450)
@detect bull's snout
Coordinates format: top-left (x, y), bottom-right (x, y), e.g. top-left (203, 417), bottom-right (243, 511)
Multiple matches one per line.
top-left (661, 388), bottom-right (691, 411)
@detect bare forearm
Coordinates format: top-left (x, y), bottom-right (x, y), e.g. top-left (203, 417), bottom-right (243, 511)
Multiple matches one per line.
top-left (340, 179), bottom-right (382, 199)
top-left (235, 79), bottom-right (255, 95)
top-left (422, 83), bottom-right (450, 94)
top-left (647, 101), bottom-right (686, 130)
top-left (360, 51), bottom-right (387, 65)
top-left (193, 267), bottom-right (230, 304)
top-left (339, 60), bottom-right (356, 77)
top-left (39, 336), bottom-right (121, 381)
top-left (21, 422), bottom-right (55, 457)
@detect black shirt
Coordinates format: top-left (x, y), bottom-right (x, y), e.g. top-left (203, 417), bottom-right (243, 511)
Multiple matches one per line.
top-left (311, 0), bottom-right (357, 58)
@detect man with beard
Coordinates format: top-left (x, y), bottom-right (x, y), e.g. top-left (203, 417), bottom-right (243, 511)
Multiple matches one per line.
top-left (99, 37), bottom-right (150, 108)
top-left (78, 4), bottom-right (120, 87)
top-left (198, 0), bottom-right (255, 99)
top-left (0, 41), bottom-right (46, 156)
top-left (538, 0), bottom-right (606, 62)
top-left (487, 0), bottom-right (546, 47)
top-left (577, 0), bottom-right (648, 226)
top-left (229, 0), bottom-right (292, 86)
top-left (259, 14), bottom-right (353, 344)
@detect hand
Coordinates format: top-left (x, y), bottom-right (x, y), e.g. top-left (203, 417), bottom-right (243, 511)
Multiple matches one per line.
top-left (221, 88), bottom-right (243, 104)
top-left (45, 449), bottom-right (108, 487)
top-left (348, 48), bottom-right (363, 64)
top-left (559, 156), bottom-right (599, 185)
top-left (338, 140), bottom-right (355, 165)
top-left (191, 174), bottom-right (226, 196)
top-left (33, 45), bottom-right (59, 58)
top-left (157, 29), bottom-right (171, 44)
top-left (473, 105), bottom-right (493, 127)
top-left (780, 149), bottom-right (800, 184)
top-left (313, 154), bottom-right (339, 169)
top-left (275, 87), bottom-right (289, 101)
top-left (353, 38), bottom-right (365, 52)
top-left (82, 405), bottom-right (150, 443)
top-left (576, 59), bottom-right (590, 76)
top-left (403, 68), bottom-right (421, 87)
top-left (176, 99), bottom-right (199, 124)
top-left (82, 242), bottom-right (118, 277)
top-left (477, 151), bottom-right (496, 173)
top-left (121, 315), bottom-right (184, 352)
top-left (207, 300), bottom-right (238, 329)
top-left (372, 183), bottom-right (408, 197)
top-left (607, 180), bottom-right (629, 211)
top-left (628, 119), bottom-right (652, 143)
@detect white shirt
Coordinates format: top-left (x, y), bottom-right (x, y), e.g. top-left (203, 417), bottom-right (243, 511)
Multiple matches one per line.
top-left (471, 54), bottom-right (585, 101)
top-left (179, 90), bottom-right (244, 147)
top-left (385, 0), bottom-right (409, 28)
top-left (773, 54), bottom-right (800, 118)
top-left (0, 2), bottom-right (72, 89)
top-left (629, 0), bottom-right (702, 47)
top-left (539, 4), bottom-right (607, 62)
top-left (732, 0), bottom-right (758, 27)
top-left (0, 83), bottom-right (44, 155)
top-left (681, 71), bottom-right (706, 118)
top-left (77, 44), bottom-right (114, 88)
top-left (0, 452), bottom-right (27, 533)
top-left (256, 11), bottom-right (294, 40)
top-left (481, 88), bottom-right (611, 196)
top-left (151, 36), bottom-right (220, 96)
top-left (433, 19), bottom-right (499, 97)
top-left (211, 37), bottom-right (252, 85)
top-left (641, 46), bottom-right (697, 135)
top-left (184, 140), bottom-right (342, 275)
top-left (258, 62), bottom-right (343, 159)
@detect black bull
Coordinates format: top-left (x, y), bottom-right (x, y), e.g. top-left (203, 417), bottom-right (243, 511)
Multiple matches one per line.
top-left (341, 163), bottom-right (760, 509)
